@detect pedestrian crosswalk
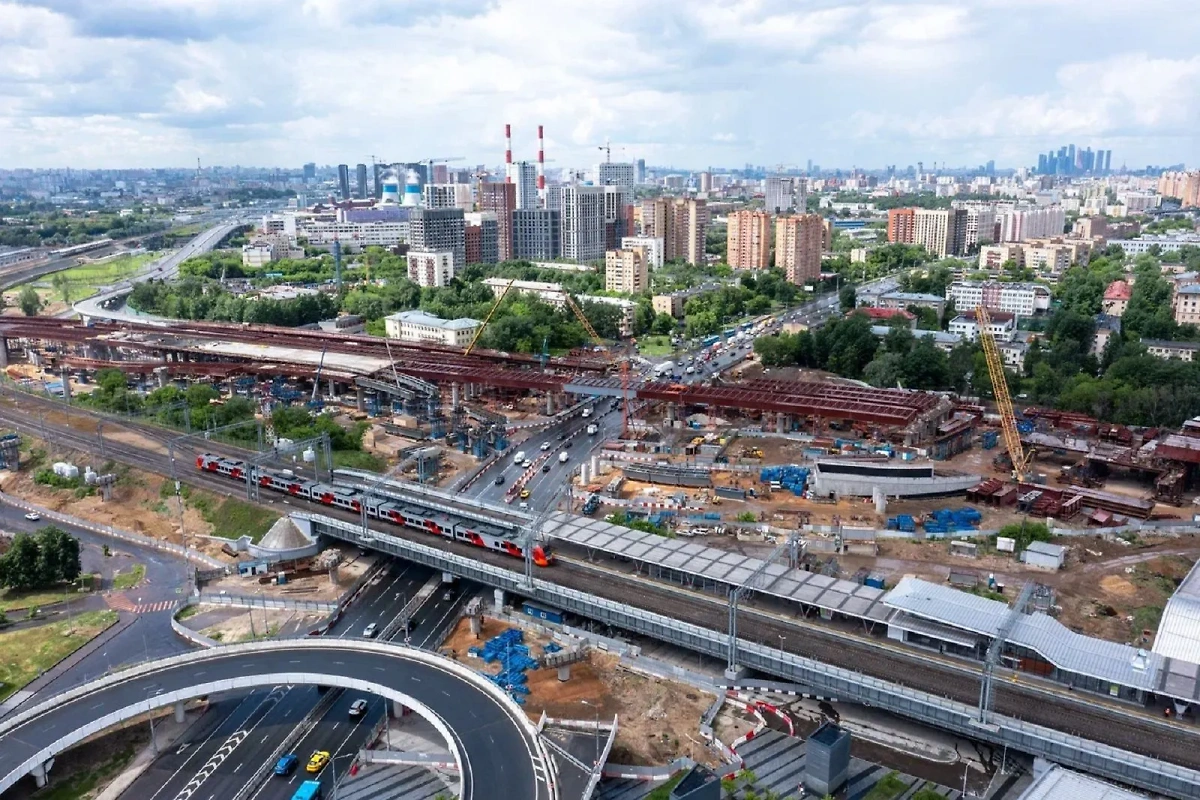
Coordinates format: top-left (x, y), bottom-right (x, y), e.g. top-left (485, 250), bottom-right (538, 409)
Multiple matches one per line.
top-left (105, 594), bottom-right (178, 614)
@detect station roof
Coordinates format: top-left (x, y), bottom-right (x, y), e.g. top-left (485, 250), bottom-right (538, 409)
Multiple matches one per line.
top-left (1018, 765), bottom-right (1145, 800)
top-left (1154, 560), bottom-right (1200, 664)
top-left (542, 513), bottom-right (892, 621)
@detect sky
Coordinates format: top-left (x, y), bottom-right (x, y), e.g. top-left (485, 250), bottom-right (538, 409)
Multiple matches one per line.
top-left (1, 0), bottom-right (1198, 171)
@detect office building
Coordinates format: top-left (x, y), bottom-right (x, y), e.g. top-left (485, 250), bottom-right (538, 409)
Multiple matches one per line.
top-left (464, 211), bottom-right (499, 265)
top-left (407, 250), bottom-right (456, 287)
top-left (604, 248), bottom-right (649, 294)
top-left (948, 310), bottom-right (1016, 343)
top-left (1122, 233), bottom-right (1200, 256)
top-left (408, 207), bottom-right (465, 271)
top-left (886, 208), bottom-right (916, 244)
top-left (479, 182), bottom-right (516, 261)
top-left (512, 209), bottom-right (561, 260)
top-left (508, 161), bottom-right (539, 210)
top-left (424, 183), bottom-right (473, 211)
top-left (765, 175), bottom-right (804, 214)
top-left (595, 162), bottom-right (637, 193)
top-left (302, 162), bottom-right (316, 182)
top-left (384, 310), bottom-right (478, 347)
top-left (620, 236), bottom-right (663, 268)
top-left (947, 280), bottom-right (1052, 316)
top-left (635, 159), bottom-right (646, 184)
top-left (561, 185), bottom-right (606, 262)
top-left (337, 164), bottom-right (350, 201)
top-left (726, 209), bottom-right (771, 270)
top-left (913, 208), bottom-right (966, 257)
top-left (775, 214), bottom-right (823, 285)
top-left (354, 163), bottom-right (368, 199)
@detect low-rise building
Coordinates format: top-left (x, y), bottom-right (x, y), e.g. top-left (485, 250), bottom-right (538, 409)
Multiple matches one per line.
top-left (407, 250), bottom-right (456, 288)
top-left (948, 310), bottom-right (1016, 343)
top-left (870, 326), bottom-right (961, 352)
top-left (1121, 233), bottom-right (1200, 256)
top-left (854, 307), bottom-right (915, 326)
top-left (999, 340), bottom-right (1029, 372)
top-left (317, 314), bottom-right (365, 335)
top-left (1102, 281), bottom-right (1131, 317)
top-left (1092, 314), bottom-right (1121, 357)
top-left (652, 284), bottom-right (720, 319)
top-left (383, 310), bottom-right (479, 347)
top-left (947, 280), bottom-right (1051, 316)
top-left (1143, 339), bottom-right (1200, 362)
top-left (877, 291), bottom-right (946, 319)
top-left (978, 243), bottom-right (1024, 270)
top-left (1173, 284), bottom-right (1200, 326)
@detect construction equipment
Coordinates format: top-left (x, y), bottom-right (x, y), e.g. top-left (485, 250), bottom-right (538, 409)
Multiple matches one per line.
top-left (308, 343), bottom-right (329, 410)
top-left (976, 304), bottom-right (1031, 481)
top-left (464, 278), bottom-right (515, 356)
top-left (562, 293), bottom-right (631, 437)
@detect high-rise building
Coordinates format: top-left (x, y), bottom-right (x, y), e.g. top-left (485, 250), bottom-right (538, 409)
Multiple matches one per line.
top-left (726, 210), bottom-right (771, 270)
top-left (604, 248), bottom-right (649, 294)
top-left (913, 208), bottom-right (967, 257)
top-left (887, 208), bottom-right (916, 244)
top-left (595, 162), bottom-right (636, 193)
top-left (620, 236), bottom-right (663, 269)
top-left (337, 164), bottom-right (350, 200)
top-left (512, 209), bottom-right (561, 260)
top-left (959, 205), bottom-right (996, 248)
top-left (775, 215), bottom-right (823, 285)
top-left (640, 198), bottom-right (707, 265)
top-left (561, 185), bottom-right (606, 262)
top-left (424, 183), bottom-right (472, 211)
top-left (407, 250), bottom-right (456, 287)
top-left (432, 164), bottom-right (449, 184)
top-left (303, 162), bottom-right (316, 182)
top-left (409, 208), bottom-right (465, 271)
top-left (479, 182), bottom-right (516, 261)
top-left (698, 171), bottom-right (713, 194)
top-left (765, 175), bottom-right (801, 214)
top-left (1159, 171), bottom-right (1200, 206)
top-left (640, 198), bottom-right (667, 239)
top-left (464, 211), bottom-right (499, 265)
top-left (998, 206), bottom-right (1066, 242)
top-left (635, 159), bottom-right (646, 184)
top-left (508, 161), bottom-right (539, 210)
top-left (355, 164), bottom-right (368, 199)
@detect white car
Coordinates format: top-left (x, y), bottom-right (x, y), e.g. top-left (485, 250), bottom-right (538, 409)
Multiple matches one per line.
top-left (363, 623), bottom-right (378, 638)
top-left (522, 460), bottom-right (532, 468)
top-left (24, 512), bottom-right (40, 521)
top-left (540, 442), bottom-right (551, 451)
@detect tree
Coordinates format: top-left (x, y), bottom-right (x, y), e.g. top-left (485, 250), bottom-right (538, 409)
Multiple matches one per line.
top-left (651, 312), bottom-right (677, 336)
top-left (864, 352), bottom-right (904, 388)
top-left (36, 526), bottom-right (81, 584)
top-left (838, 284), bottom-right (856, 311)
top-left (51, 273), bottom-right (72, 304)
top-left (18, 285), bottom-right (42, 316)
top-left (0, 533), bottom-right (46, 591)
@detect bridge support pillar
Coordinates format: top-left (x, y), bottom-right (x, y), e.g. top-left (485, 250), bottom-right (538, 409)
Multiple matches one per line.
top-left (59, 368), bottom-right (72, 403)
top-left (356, 386), bottom-right (365, 412)
top-left (776, 413), bottom-right (787, 434)
top-left (0, 337), bottom-right (7, 369)
top-left (664, 403), bottom-right (676, 426)
top-left (470, 615), bottom-right (482, 636)
top-left (451, 383), bottom-right (460, 410)
top-left (557, 665), bottom-right (571, 682)
top-left (493, 588), bottom-right (505, 614)
top-left (174, 701), bottom-right (186, 724)
top-left (723, 664), bottom-right (749, 681)
top-left (327, 378), bottom-right (336, 400)
top-left (391, 700), bottom-right (409, 718)
top-left (30, 761), bottom-right (50, 788)
top-left (546, 393), bottom-right (555, 415)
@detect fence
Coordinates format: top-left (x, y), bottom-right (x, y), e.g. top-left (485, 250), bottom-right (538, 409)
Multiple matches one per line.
top-left (195, 592), bottom-right (338, 614)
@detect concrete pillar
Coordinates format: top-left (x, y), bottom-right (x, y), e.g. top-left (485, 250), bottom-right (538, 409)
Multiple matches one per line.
top-left (392, 700), bottom-right (407, 718)
top-left (60, 368), bottom-right (72, 403)
top-left (546, 393), bottom-right (555, 415)
top-left (327, 378), bottom-right (336, 399)
top-left (442, 571), bottom-right (455, 584)
top-left (174, 701), bottom-right (186, 724)
top-left (356, 386), bottom-right (365, 412)
top-left (776, 413), bottom-right (787, 434)
top-left (469, 615), bottom-right (482, 636)
top-left (493, 588), bottom-right (505, 614)
top-left (557, 664), bottom-right (571, 682)
top-left (155, 367), bottom-right (168, 388)
top-left (0, 337), bottom-right (7, 369)
top-left (31, 762), bottom-right (48, 788)
top-left (451, 383), bottom-right (460, 410)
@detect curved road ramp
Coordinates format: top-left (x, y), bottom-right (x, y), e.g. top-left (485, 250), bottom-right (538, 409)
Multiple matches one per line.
top-left (0, 640), bottom-right (556, 800)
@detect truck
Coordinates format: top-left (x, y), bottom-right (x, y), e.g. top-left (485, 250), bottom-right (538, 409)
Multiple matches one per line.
top-left (582, 493), bottom-right (601, 514)
top-left (513, 450), bottom-right (526, 465)
top-left (587, 424), bottom-right (598, 435)
top-left (559, 451), bottom-right (569, 463)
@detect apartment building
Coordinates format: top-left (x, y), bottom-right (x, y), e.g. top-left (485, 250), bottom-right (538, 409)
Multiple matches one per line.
top-left (407, 250), bottom-right (456, 287)
top-left (507, 161), bottom-right (539, 210)
top-left (961, 205), bottom-right (997, 249)
top-left (979, 243), bottom-right (1024, 270)
top-left (561, 185), bottom-right (606, 262)
top-left (512, 209), bottom-right (560, 261)
top-left (765, 176), bottom-right (805, 214)
top-left (667, 198), bottom-right (708, 266)
top-left (1021, 243), bottom-right (1072, 274)
top-left (423, 183), bottom-right (473, 211)
top-left (948, 310), bottom-right (1016, 343)
top-left (478, 182), bottom-right (516, 261)
top-left (913, 208), bottom-right (966, 257)
top-left (1072, 215), bottom-right (1108, 240)
top-left (463, 212), bottom-right (499, 265)
top-left (998, 206), bottom-right (1066, 242)
top-left (408, 207), bottom-right (465, 271)
top-left (1158, 171), bottom-right (1200, 207)
top-left (1173, 284), bottom-right (1200, 326)
top-left (886, 208), bottom-right (915, 244)
top-left (384, 310), bottom-right (479, 347)
top-left (620, 236), bottom-right (663, 268)
top-left (652, 284), bottom-right (720, 318)
top-left (1144, 339), bottom-right (1200, 362)
top-left (877, 291), bottom-right (946, 319)
top-left (774, 214), bottom-right (823, 285)
top-left (604, 247), bottom-right (649, 294)
top-left (726, 209), bottom-right (771, 270)
top-left (947, 280), bottom-right (1051, 316)
top-left (1102, 280), bottom-right (1131, 317)
top-left (296, 220), bottom-right (407, 250)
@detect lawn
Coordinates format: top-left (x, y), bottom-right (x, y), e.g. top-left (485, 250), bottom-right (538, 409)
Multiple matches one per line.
top-left (111, 563), bottom-right (146, 591)
top-left (19, 251), bottom-right (161, 305)
top-left (864, 772), bottom-right (909, 800)
top-left (637, 335), bottom-right (675, 357)
top-left (192, 494), bottom-right (279, 543)
top-left (0, 610), bottom-right (118, 701)
top-left (332, 449), bottom-right (385, 472)
top-left (0, 583), bottom-right (87, 613)
top-left (35, 743), bottom-right (138, 800)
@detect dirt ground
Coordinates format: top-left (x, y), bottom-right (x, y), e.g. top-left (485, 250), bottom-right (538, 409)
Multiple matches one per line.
top-left (199, 607), bottom-right (324, 642)
top-left (201, 549), bottom-right (375, 600)
top-left (440, 616), bottom-right (718, 767)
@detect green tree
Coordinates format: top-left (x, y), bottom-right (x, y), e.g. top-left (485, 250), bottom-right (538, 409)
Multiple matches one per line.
top-left (51, 273), bottom-right (72, 304)
top-left (36, 526), bottom-right (81, 584)
top-left (651, 312), bottom-right (677, 336)
top-left (18, 285), bottom-right (42, 316)
top-left (838, 284), bottom-right (856, 311)
top-left (0, 533), bottom-right (46, 591)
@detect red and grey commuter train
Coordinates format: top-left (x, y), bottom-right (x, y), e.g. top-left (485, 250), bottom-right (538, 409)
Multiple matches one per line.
top-left (196, 453), bottom-right (554, 567)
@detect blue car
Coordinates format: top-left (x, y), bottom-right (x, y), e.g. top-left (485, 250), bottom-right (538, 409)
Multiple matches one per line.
top-left (274, 753), bottom-right (299, 776)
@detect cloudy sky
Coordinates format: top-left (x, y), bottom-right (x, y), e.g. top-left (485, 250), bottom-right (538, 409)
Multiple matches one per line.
top-left (2, 0), bottom-right (1198, 171)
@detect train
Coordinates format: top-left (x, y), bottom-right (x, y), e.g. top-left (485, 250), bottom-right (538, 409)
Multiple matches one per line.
top-left (196, 453), bottom-right (554, 567)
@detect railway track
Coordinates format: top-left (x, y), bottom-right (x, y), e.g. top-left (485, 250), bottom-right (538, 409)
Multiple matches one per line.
top-left (1, 396), bottom-right (1199, 769)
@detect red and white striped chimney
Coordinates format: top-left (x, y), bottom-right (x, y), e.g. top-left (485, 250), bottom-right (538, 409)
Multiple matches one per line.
top-left (537, 124), bottom-right (546, 204)
top-left (504, 123), bottom-right (513, 183)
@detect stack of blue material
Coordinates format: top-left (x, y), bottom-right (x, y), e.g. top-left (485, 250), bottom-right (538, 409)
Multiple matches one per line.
top-left (923, 508), bottom-right (982, 534)
top-left (760, 466), bottom-right (810, 495)
top-left (468, 629), bottom-right (538, 704)
top-left (1016, 420), bottom-right (1034, 434)
top-left (982, 430), bottom-right (999, 449)
top-left (887, 514), bottom-right (916, 532)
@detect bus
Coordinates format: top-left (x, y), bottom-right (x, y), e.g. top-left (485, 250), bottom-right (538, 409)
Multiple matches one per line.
top-left (292, 780), bottom-right (323, 800)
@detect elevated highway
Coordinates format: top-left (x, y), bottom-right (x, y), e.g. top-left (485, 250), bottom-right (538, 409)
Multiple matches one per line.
top-left (0, 640), bottom-right (553, 800)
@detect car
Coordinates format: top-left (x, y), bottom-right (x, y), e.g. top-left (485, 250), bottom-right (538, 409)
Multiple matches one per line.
top-left (541, 464), bottom-right (550, 473)
top-left (494, 474), bottom-right (505, 485)
top-left (519, 501), bottom-right (529, 510)
top-left (307, 751), bottom-right (331, 773)
top-left (519, 489), bottom-right (531, 499)
top-left (23, 512), bottom-right (40, 521)
top-left (274, 754), bottom-right (299, 776)
top-left (362, 623), bottom-right (377, 638)
top-left (564, 440), bottom-right (573, 448)
top-left (349, 699), bottom-right (369, 719)
top-left (522, 460), bottom-right (532, 468)
top-left (443, 589), bottom-right (454, 601)
top-left (540, 442), bottom-right (551, 451)
top-left (557, 433), bottom-right (566, 440)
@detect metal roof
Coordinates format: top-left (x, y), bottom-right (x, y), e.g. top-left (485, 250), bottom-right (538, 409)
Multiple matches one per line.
top-left (542, 513), bottom-right (892, 622)
top-left (1018, 765), bottom-right (1145, 800)
top-left (1153, 559), bottom-right (1200, 664)
top-left (1024, 541), bottom-right (1066, 557)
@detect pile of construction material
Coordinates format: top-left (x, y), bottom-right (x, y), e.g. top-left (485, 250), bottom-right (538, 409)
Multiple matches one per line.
top-left (886, 507), bottom-right (981, 536)
top-left (468, 629), bottom-right (537, 705)
top-left (760, 466), bottom-right (809, 495)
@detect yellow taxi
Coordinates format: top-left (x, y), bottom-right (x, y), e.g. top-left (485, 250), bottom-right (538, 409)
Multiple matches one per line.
top-left (519, 489), bottom-right (531, 499)
top-left (306, 750), bottom-right (331, 773)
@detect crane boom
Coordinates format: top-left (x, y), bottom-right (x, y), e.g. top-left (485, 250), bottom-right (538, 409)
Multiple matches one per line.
top-left (975, 304), bottom-right (1030, 481)
top-left (464, 279), bottom-right (515, 356)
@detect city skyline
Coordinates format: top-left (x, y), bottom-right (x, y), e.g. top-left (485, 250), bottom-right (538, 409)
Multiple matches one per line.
top-left (1, 0), bottom-right (1198, 171)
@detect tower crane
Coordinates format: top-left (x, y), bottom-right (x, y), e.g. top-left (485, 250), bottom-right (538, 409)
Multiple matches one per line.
top-left (975, 304), bottom-right (1031, 481)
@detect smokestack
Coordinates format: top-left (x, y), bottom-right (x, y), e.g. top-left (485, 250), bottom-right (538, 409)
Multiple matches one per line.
top-left (537, 124), bottom-right (546, 204)
top-left (505, 123), bottom-right (513, 183)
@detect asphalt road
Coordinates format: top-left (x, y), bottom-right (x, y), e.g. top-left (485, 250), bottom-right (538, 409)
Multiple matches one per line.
top-left (0, 638), bottom-right (543, 800)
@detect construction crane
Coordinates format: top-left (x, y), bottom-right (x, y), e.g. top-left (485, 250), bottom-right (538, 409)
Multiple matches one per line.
top-left (562, 293), bottom-right (631, 438)
top-left (464, 278), bottom-right (516, 356)
top-left (424, 156), bottom-right (465, 182)
top-left (976, 304), bottom-right (1031, 481)
top-left (598, 139), bottom-right (611, 163)
top-left (309, 343), bottom-right (329, 410)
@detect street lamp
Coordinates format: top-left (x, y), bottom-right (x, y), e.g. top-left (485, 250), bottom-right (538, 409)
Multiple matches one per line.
top-left (580, 699), bottom-right (600, 768)
top-left (329, 751), bottom-right (358, 799)
top-left (777, 634), bottom-right (786, 656)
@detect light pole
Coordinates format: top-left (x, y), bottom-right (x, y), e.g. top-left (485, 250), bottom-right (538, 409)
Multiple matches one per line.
top-left (777, 634), bottom-right (786, 657)
top-left (329, 752), bottom-right (357, 799)
top-left (580, 699), bottom-right (600, 768)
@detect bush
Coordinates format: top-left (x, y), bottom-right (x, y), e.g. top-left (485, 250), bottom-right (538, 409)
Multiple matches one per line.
top-left (996, 520), bottom-right (1052, 552)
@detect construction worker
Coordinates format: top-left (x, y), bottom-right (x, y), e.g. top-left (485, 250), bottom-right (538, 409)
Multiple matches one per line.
top-left (1165, 707), bottom-right (1172, 719)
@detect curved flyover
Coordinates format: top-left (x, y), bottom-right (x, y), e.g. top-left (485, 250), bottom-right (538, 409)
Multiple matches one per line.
top-left (0, 640), bottom-right (553, 800)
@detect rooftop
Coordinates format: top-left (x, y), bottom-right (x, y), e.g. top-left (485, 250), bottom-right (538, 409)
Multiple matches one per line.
top-left (880, 291), bottom-right (945, 303)
top-left (1153, 559), bottom-right (1200, 663)
top-left (855, 307), bottom-right (914, 321)
top-left (953, 310), bottom-right (1016, 323)
top-left (1018, 765), bottom-right (1145, 800)
top-left (1104, 279), bottom-right (1132, 301)
top-left (1142, 338), bottom-right (1200, 350)
top-left (387, 310), bottom-right (479, 331)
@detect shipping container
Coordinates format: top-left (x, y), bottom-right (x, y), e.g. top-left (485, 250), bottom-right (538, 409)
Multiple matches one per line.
top-left (522, 602), bottom-right (565, 625)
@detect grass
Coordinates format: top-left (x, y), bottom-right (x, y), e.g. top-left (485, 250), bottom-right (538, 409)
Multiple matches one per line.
top-left (18, 251), bottom-right (161, 304)
top-left (911, 788), bottom-right (946, 800)
top-left (332, 449), bottom-right (385, 471)
top-left (637, 335), bottom-right (676, 357)
top-left (644, 774), bottom-right (683, 800)
top-left (864, 772), bottom-right (909, 800)
top-left (175, 604), bottom-right (202, 621)
top-left (0, 610), bottom-right (118, 701)
top-left (193, 494), bottom-right (279, 543)
top-left (1131, 605), bottom-right (1164, 638)
top-left (0, 583), bottom-right (87, 613)
top-left (35, 743), bottom-right (138, 800)
top-left (111, 563), bottom-right (146, 591)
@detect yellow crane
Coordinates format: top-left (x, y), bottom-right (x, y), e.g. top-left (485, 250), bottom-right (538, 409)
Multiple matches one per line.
top-left (463, 279), bottom-right (516, 356)
top-left (975, 304), bottom-right (1031, 481)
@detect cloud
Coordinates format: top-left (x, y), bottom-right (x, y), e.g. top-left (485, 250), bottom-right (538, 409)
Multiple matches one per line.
top-left (0, 0), bottom-right (1198, 168)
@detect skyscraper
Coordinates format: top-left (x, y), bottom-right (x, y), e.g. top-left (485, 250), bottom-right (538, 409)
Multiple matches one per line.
top-left (775, 215), bottom-right (823, 285)
top-left (726, 210), bottom-right (771, 270)
top-left (765, 176), bottom-right (798, 214)
top-left (913, 208), bottom-right (967, 257)
top-left (337, 164), bottom-right (350, 200)
top-left (355, 164), bottom-right (368, 199)
top-left (303, 162), bottom-right (316, 182)
top-left (409, 208), bottom-right (466, 272)
top-left (479, 182), bottom-right (516, 261)
top-left (560, 186), bottom-right (605, 262)
top-left (635, 159), bottom-right (646, 184)
top-left (508, 161), bottom-right (538, 210)
top-left (887, 208), bottom-right (916, 244)
top-left (512, 209), bottom-right (561, 260)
